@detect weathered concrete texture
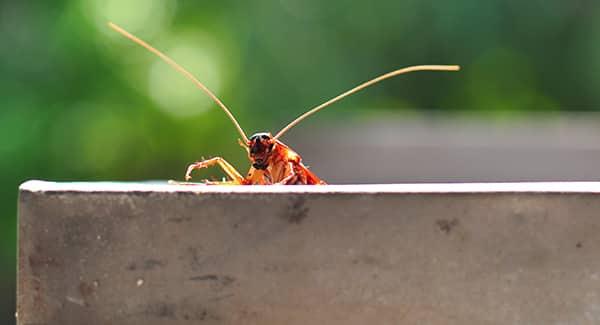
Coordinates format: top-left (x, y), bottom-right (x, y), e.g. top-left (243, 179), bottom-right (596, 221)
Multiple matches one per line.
top-left (17, 181), bottom-right (600, 325)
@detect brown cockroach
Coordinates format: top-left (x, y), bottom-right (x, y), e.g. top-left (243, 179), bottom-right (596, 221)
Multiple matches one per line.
top-left (108, 22), bottom-right (459, 185)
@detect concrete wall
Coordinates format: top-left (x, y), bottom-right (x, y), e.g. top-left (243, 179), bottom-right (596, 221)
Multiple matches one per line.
top-left (286, 115), bottom-right (600, 183)
top-left (17, 181), bottom-right (600, 324)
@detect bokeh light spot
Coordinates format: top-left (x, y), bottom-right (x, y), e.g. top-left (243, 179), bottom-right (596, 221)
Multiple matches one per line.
top-left (148, 35), bottom-right (225, 118)
top-left (84, 0), bottom-right (175, 37)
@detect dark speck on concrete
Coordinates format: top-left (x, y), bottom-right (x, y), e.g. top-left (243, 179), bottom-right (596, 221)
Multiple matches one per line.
top-left (282, 197), bottom-right (309, 224)
top-left (143, 259), bottom-right (165, 270)
top-left (145, 302), bottom-right (177, 319)
top-left (191, 274), bottom-right (218, 281)
top-left (437, 218), bottom-right (459, 234)
top-left (199, 310), bottom-right (209, 320)
top-left (78, 281), bottom-right (94, 299)
top-left (576, 242), bottom-right (583, 248)
top-left (195, 309), bottom-right (220, 321)
top-left (126, 259), bottom-right (165, 271)
top-left (189, 274), bottom-right (235, 286)
top-left (168, 216), bottom-right (192, 223)
top-left (187, 247), bottom-right (204, 271)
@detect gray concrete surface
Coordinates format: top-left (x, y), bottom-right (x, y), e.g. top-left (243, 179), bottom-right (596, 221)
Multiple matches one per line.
top-left (17, 180), bottom-right (600, 324)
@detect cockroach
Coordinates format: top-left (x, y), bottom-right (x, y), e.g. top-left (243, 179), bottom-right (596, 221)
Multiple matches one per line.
top-left (108, 22), bottom-right (460, 185)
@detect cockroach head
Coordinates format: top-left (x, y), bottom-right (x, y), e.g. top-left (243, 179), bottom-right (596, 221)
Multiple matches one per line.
top-left (248, 132), bottom-right (274, 170)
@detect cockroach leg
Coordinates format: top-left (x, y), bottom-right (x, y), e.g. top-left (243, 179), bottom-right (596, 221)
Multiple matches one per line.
top-left (168, 180), bottom-right (192, 185)
top-left (185, 157), bottom-right (244, 183)
top-left (202, 180), bottom-right (239, 185)
top-left (238, 139), bottom-right (249, 152)
top-left (276, 163), bottom-right (299, 185)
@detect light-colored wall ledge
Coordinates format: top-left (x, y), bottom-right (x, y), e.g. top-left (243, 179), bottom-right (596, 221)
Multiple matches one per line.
top-left (19, 180), bottom-right (600, 193)
top-left (17, 181), bottom-right (600, 324)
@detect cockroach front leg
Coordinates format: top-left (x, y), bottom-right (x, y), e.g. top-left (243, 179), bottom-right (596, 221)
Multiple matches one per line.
top-left (276, 163), bottom-right (300, 185)
top-left (185, 157), bottom-right (245, 184)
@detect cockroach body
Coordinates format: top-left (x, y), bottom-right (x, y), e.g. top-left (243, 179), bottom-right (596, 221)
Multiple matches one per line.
top-left (186, 132), bottom-right (324, 185)
top-left (108, 22), bottom-right (460, 185)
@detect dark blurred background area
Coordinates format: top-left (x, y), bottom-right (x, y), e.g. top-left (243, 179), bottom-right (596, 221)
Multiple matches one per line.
top-left (3, 0), bottom-right (600, 323)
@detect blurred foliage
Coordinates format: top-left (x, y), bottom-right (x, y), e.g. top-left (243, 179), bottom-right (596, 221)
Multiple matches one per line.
top-left (2, 0), bottom-right (600, 323)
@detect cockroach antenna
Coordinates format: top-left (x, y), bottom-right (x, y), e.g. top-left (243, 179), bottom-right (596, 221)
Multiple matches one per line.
top-left (109, 21), bottom-right (460, 185)
top-left (107, 22), bottom-right (250, 143)
top-left (273, 65), bottom-right (460, 139)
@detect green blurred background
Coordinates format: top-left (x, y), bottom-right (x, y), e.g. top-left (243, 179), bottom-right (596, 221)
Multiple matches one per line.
top-left (3, 0), bottom-right (600, 323)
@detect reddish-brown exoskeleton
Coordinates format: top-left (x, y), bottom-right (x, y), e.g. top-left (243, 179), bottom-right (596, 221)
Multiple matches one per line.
top-left (109, 22), bottom-right (460, 185)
